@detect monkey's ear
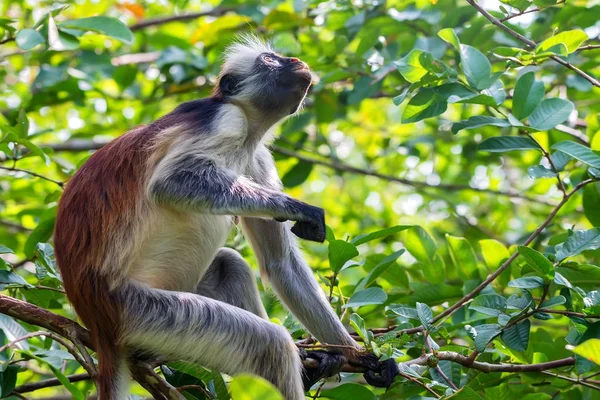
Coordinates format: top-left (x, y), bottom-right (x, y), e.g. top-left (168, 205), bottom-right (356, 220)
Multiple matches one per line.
top-left (219, 74), bottom-right (240, 96)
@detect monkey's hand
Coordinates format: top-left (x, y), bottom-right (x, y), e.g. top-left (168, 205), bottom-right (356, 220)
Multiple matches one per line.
top-left (351, 353), bottom-right (399, 388)
top-left (290, 206), bottom-right (326, 243)
top-left (300, 349), bottom-right (346, 390)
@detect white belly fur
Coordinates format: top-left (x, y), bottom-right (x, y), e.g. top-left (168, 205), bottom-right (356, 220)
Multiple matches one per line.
top-left (128, 210), bottom-right (232, 292)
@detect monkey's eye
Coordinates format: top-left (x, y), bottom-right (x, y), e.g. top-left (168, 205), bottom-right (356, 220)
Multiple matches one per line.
top-left (263, 55), bottom-right (280, 66)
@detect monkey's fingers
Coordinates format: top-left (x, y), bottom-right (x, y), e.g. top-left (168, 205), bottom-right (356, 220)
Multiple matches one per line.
top-left (301, 350), bottom-right (346, 391)
top-left (291, 220), bottom-right (325, 243)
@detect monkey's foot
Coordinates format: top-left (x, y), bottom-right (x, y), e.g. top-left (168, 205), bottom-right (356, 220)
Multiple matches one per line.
top-left (300, 349), bottom-right (346, 390)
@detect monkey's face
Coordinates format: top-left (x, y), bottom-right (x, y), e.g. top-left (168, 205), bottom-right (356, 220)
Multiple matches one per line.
top-left (219, 52), bottom-right (313, 116)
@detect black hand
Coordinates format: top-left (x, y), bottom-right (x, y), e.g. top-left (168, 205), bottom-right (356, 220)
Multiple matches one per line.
top-left (291, 206), bottom-right (325, 242)
top-left (300, 350), bottom-right (346, 390)
top-left (363, 358), bottom-right (399, 388)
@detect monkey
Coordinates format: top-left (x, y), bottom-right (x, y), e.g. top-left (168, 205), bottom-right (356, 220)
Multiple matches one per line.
top-left (54, 35), bottom-right (397, 399)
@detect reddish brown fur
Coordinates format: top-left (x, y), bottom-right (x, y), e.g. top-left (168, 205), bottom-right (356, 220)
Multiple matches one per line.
top-left (55, 126), bottom-right (157, 398)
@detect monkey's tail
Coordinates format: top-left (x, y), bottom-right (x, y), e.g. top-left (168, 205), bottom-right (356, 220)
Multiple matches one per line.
top-left (94, 331), bottom-right (129, 400)
top-left (64, 268), bottom-right (129, 399)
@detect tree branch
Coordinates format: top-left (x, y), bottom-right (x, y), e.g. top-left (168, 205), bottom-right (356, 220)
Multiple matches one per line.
top-left (431, 178), bottom-right (597, 324)
top-left (499, 0), bottom-right (566, 23)
top-left (12, 373), bottom-right (90, 394)
top-left (0, 166), bottom-right (64, 187)
top-left (128, 8), bottom-right (231, 31)
top-left (466, 0), bottom-right (600, 88)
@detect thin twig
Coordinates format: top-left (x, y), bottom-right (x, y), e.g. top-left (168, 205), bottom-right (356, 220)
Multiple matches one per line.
top-left (542, 371), bottom-right (600, 391)
top-left (527, 133), bottom-right (567, 196)
top-left (399, 371), bottom-right (441, 398)
top-left (0, 166), bottom-right (64, 187)
top-left (499, 0), bottom-right (566, 22)
top-left (466, 0), bottom-right (600, 88)
top-left (577, 45), bottom-right (600, 51)
top-left (12, 373), bottom-right (90, 394)
top-left (129, 8), bottom-right (231, 31)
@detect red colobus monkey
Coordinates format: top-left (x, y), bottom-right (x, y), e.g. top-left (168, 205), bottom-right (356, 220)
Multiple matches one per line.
top-left (55, 36), bottom-right (395, 399)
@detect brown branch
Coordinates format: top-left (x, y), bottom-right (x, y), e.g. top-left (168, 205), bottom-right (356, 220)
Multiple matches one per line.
top-left (12, 373), bottom-right (90, 394)
top-left (431, 178), bottom-right (596, 324)
top-left (0, 294), bottom-right (181, 399)
top-left (577, 44), bottom-right (600, 51)
top-left (129, 8), bottom-right (231, 31)
top-left (0, 166), bottom-right (64, 187)
top-left (499, 0), bottom-right (566, 23)
top-left (272, 145), bottom-right (558, 206)
top-left (466, 0), bottom-right (600, 88)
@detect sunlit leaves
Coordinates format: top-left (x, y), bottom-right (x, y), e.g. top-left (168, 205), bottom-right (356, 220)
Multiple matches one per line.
top-left (396, 49), bottom-right (433, 83)
top-left (568, 339), bottom-right (600, 365)
top-left (446, 234), bottom-right (479, 280)
top-left (321, 383), bottom-right (376, 400)
top-left (583, 183), bottom-right (600, 226)
top-left (229, 374), bottom-right (283, 400)
top-left (351, 225), bottom-right (412, 246)
top-left (537, 30), bottom-right (588, 55)
top-left (401, 88), bottom-right (448, 123)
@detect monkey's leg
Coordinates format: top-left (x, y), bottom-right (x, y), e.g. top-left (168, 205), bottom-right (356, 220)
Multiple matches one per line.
top-left (120, 283), bottom-right (304, 399)
top-left (196, 247), bottom-right (268, 319)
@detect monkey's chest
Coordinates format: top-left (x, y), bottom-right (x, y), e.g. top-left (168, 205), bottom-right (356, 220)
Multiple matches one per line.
top-left (128, 212), bottom-right (232, 292)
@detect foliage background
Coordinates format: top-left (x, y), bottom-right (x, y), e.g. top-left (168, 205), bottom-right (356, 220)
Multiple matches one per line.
top-left (0, 0), bottom-right (599, 399)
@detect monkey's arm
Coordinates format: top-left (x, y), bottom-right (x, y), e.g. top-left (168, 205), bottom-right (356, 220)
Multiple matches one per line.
top-left (148, 156), bottom-right (325, 241)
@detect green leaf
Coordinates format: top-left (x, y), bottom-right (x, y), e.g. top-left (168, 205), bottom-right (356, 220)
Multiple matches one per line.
top-left (59, 16), bottom-right (133, 44)
top-left (555, 228), bottom-right (600, 261)
top-left (460, 44), bottom-right (492, 90)
top-left (281, 160), bottom-right (313, 188)
top-left (537, 30), bottom-right (588, 54)
top-left (0, 246), bottom-right (13, 254)
top-left (583, 183), bottom-right (600, 226)
top-left (474, 324), bottom-right (502, 352)
top-left (448, 387), bottom-right (484, 400)
top-left (478, 136), bottom-right (541, 152)
top-left (362, 249), bottom-right (405, 288)
top-left (401, 88), bottom-right (447, 123)
top-left (553, 271), bottom-right (573, 288)
top-left (351, 225), bottom-right (412, 246)
top-left (480, 239), bottom-right (511, 288)
top-left (451, 116), bottom-right (511, 134)
top-left (528, 165), bottom-right (557, 179)
top-left (508, 276), bottom-right (546, 289)
top-left (568, 339), bottom-right (600, 365)
top-left (0, 271), bottom-right (32, 288)
top-left (541, 295), bottom-right (567, 308)
top-left (321, 383), bottom-right (376, 400)
top-left (403, 227), bottom-right (445, 283)
top-left (517, 246), bottom-right (555, 280)
top-left (0, 315), bottom-right (29, 349)
top-left (328, 240), bottom-right (359, 273)
top-left (446, 234), bottom-right (480, 279)
top-left (528, 99), bottom-right (575, 131)
top-left (501, 319), bottom-right (531, 351)
top-left (395, 49), bottom-right (431, 83)
top-left (552, 141), bottom-right (600, 169)
top-left (343, 288), bottom-right (387, 308)
top-left (470, 294), bottom-right (507, 316)
top-left (15, 28), bottom-right (45, 50)
top-left (438, 28), bottom-right (460, 50)
top-left (416, 302), bottom-right (433, 330)
top-left (512, 72), bottom-right (545, 120)
top-left (229, 374), bottom-right (283, 400)
top-left (388, 306), bottom-right (419, 320)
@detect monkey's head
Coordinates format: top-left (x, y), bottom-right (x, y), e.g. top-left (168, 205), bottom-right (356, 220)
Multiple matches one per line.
top-left (215, 35), bottom-right (313, 118)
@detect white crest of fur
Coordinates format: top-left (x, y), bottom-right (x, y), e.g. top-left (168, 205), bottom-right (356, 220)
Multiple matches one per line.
top-left (222, 34), bottom-right (272, 76)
